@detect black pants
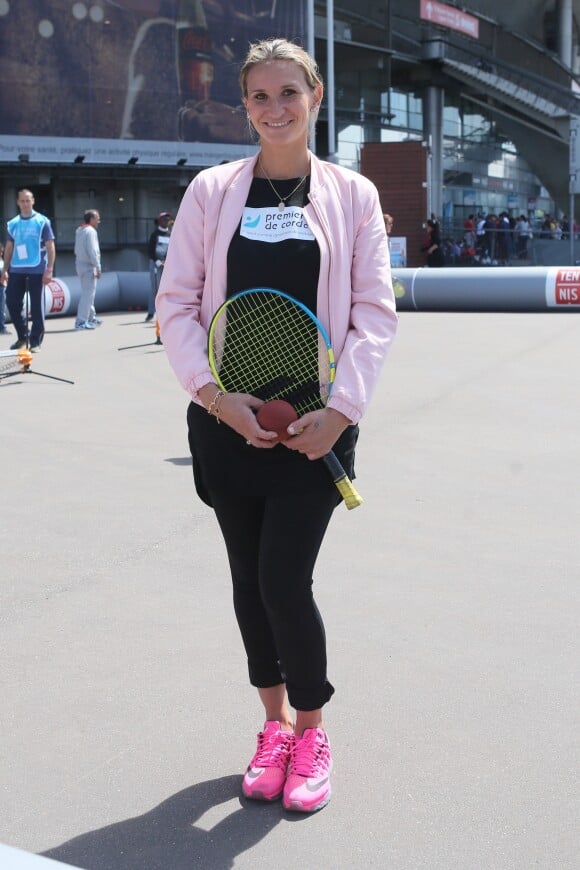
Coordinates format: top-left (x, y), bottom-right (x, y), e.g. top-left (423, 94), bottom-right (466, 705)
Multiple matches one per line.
top-left (209, 486), bottom-right (338, 712)
top-left (6, 272), bottom-right (45, 346)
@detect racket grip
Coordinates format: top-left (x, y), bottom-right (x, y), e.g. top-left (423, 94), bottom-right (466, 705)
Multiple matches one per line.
top-left (322, 450), bottom-right (364, 510)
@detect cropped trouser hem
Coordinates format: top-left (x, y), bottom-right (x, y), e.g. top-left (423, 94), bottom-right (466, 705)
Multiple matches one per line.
top-left (250, 669), bottom-right (334, 711)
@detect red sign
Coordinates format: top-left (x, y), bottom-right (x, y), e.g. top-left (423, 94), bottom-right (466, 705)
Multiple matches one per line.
top-left (551, 269), bottom-right (580, 305)
top-left (46, 280), bottom-right (65, 313)
top-left (42, 278), bottom-right (71, 316)
top-left (420, 0), bottom-right (479, 39)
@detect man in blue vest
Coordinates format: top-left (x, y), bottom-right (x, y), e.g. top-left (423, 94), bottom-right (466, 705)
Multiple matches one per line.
top-left (1, 189), bottom-right (56, 352)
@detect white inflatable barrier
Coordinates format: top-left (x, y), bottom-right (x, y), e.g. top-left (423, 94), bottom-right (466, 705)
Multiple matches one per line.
top-left (42, 272), bottom-right (149, 318)
top-left (38, 266), bottom-right (580, 317)
top-left (393, 266), bottom-right (580, 312)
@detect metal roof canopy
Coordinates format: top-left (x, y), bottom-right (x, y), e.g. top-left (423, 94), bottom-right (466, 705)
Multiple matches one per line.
top-left (422, 37), bottom-right (580, 130)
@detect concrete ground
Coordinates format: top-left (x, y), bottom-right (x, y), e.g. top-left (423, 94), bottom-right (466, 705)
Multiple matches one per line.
top-left (1, 310), bottom-right (578, 870)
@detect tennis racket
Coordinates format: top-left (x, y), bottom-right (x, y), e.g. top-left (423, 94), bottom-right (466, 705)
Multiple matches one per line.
top-left (208, 287), bottom-right (363, 510)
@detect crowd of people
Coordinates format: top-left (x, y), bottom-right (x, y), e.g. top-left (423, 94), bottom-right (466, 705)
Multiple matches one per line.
top-left (0, 189), bottom-right (102, 349)
top-left (430, 212), bottom-right (578, 268)
top-left (0, 191), bottom-right (174, 347)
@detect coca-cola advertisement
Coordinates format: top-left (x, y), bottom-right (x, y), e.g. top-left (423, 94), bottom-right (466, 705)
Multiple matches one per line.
top-left (0, 0), bottom-right (306, 166)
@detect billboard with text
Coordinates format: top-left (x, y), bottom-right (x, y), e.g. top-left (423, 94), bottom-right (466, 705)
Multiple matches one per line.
top-left (0, 0), bottom-right (305, 167)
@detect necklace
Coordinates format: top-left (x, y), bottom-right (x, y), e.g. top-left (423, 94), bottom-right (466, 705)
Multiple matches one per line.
top-left (258, 156), bottom-right (309, 211)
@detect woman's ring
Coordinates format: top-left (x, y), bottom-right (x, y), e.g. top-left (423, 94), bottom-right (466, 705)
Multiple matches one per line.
top-left (246, 440), bottom-right (252, 445)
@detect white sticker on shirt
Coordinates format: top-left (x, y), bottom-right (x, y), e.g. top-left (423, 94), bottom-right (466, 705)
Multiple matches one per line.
top-left (16, 244), bottom-right (28, 260)
top-left (239, 207), bottom-right (315, 243)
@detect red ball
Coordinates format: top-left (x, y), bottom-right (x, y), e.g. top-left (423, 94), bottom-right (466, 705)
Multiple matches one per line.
top-left (256, 400), bottom-right (298, 443)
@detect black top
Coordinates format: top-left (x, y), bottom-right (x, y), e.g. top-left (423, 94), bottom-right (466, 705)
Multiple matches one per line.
top-left (187, 175), bottom-right (358, 506)
top-left (226, 177), bottom-right (319, 311)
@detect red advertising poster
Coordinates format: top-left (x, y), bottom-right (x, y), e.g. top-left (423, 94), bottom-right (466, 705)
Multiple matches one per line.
top-left (0, 1), bottom-right (305, 167)
top-left (545, 268), bottom-right (580, 306)
top-left (420, 0), bottom-right (479, 40)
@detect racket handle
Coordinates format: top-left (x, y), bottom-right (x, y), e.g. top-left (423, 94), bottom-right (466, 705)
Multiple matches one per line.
top-left (322, 450), bottom-right (364, 510)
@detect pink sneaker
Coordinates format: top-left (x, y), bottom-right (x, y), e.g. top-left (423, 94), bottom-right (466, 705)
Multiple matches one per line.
top-left (283, 727), bottom-right (333, 813)
top-left (242, 721), bottom-right (294, 801)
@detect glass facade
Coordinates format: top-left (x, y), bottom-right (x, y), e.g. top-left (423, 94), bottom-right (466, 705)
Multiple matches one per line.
top-left (314, 0), bottom-right (563, 229)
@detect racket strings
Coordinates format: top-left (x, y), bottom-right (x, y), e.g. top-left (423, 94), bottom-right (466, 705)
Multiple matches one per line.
top-left (212, 292), bottom-right (330, 414)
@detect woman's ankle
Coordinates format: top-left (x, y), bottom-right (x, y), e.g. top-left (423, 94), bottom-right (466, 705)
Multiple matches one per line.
top-left (295, 710), bottom-right (323, 737)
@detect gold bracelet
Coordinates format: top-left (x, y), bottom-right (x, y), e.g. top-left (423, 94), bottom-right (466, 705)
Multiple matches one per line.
top-left (207, 389), bottom-right (225, 423)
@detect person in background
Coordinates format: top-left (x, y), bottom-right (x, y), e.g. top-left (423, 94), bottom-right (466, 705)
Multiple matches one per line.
top-left (515, 214), bottom-right (530, 259)
top-left (74, 209), bottom-right (102, 330)
top-left (463, 214), bottom-right (475, 248)
top-left (146, 212), bottom-right (172, 322)
top-left (0, 243), bottom-right (10, 335)
top-left (496, 211), bottom-right (513, 263)
top-left (421, 218), bottom-right (444, 267)
top-left (442, 237), bottom-right (461, 264)
top-left (539, 215), bottom-right (553, 239)
top-left (2, 188), bottom-right (55, 352)
top-left (383, 213), bottom-right (394, 255)
top-left (156, 38), bottom-right (397, 814)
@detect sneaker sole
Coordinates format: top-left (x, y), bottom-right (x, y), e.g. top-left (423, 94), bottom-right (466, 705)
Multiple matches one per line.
top-left (283, 792), bottom-right (331, 813)
top-left (242, 785), bottom-right (284, 802)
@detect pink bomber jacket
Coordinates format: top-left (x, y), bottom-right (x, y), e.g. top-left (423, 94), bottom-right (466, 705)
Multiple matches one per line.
top-left (156, 151), bottom-right (398, 424)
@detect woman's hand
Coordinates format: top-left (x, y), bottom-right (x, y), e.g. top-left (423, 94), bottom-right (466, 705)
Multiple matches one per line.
top-left (220, 393), bottom-right (281, 447)
top-left (283, 407), bottom-right (350, 460)
top-left (199, 384), bottom-right (279, 447)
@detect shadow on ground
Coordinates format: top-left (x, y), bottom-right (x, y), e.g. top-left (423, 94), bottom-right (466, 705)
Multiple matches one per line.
top-left (41, 775), bottom-right (282, 870)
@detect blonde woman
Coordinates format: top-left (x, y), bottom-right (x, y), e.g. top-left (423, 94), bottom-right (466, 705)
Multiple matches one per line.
top-left (157, 39), bottom-right (397, 813)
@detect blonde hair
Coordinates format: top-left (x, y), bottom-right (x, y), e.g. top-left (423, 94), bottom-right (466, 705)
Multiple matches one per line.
top-left (239, 38), bottom-right (323, 99)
